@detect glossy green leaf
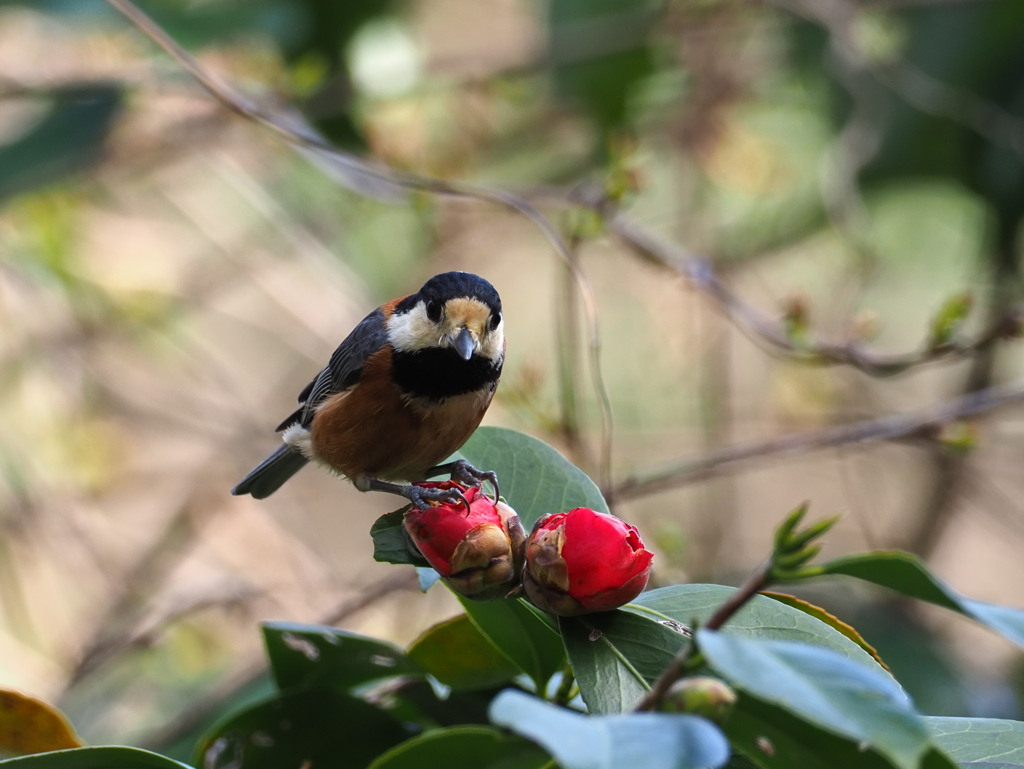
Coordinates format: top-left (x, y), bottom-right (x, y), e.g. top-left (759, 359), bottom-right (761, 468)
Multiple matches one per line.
top-left (725, 693), bottom-right (954, 769)
top-left (379, 679), bottom-right (496, 730)
top-left (407, 614), bottom-right (520, 691)
top-left (926, 717), bottom-right (1024, 768)
top-left (817, 551), bottom-right (1024, 649)
top-left (388, 679), bottom-right (502, 731)
top-left (456, 596), bottom-right (565, 693)
top-left (763, 592), bottom-right (886, 668)
top-left (262, 621), bottom-right (421, 692)
top-left (0, 746), bottom-right (193, 768)
top-left (563, 584), bottom-right (896, 715)
top-left (368, 725), bottom-right (550, 769)
top-left (193, 687), bottom-right (409, 769)
top-left (697, 630), bottom-right (955, 769)
top-left (151, 674), bottom-right (277, 762)
top-left (629, 584), bottom-right (887, 673)
top-left (458, 426), bottom-right (608, 529)
top-left (490, 689), bottom-right (730, 769)
top-left (560, 610), bottom-right (688, 713)
top-left (370, 508), bottom-right (426, 567)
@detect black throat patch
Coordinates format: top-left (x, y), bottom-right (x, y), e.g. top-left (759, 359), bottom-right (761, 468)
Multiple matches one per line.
top-left (391, 347), bottom-right (501, 401)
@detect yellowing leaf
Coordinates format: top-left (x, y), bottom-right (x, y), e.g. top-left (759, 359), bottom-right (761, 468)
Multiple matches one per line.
top-left (0, 688), bottom-right (82, 757)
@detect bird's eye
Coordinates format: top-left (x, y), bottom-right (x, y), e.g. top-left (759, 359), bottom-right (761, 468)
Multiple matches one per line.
top-left (425, 298), bottom-right (443, 322)
top-left (489, 311), bottom-right (502, 331)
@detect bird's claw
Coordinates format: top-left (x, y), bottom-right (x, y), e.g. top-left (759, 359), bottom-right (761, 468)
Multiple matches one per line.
top-left (436, 459), bottom-right (500, 503)
top-left (407, 483), bottom-right (472, 514)
top-left (361, 460), bottom-right (498, 513)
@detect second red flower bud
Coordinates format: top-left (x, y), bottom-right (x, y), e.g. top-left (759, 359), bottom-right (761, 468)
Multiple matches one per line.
top-left (522, 507), bottom-right (654, 616)
top-left (403, 482), bottom-right (526, 600)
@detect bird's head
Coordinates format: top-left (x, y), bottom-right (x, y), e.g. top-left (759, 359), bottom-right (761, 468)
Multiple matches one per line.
top-left (387, 272), bottom-right (504, 364)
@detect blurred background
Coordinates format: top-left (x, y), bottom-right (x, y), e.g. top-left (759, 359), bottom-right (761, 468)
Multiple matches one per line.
top-left (1, 0), bottom-right (1023, 753)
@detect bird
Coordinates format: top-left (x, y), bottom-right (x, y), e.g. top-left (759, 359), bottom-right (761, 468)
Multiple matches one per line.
top-left (231, 271), bottom-right (504, 508)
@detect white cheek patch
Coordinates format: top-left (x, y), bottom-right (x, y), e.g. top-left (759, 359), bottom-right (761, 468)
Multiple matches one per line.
top-left (478, 318), bottom-right (504, 361)
top-left (386, 304), bottom-right (437, 351)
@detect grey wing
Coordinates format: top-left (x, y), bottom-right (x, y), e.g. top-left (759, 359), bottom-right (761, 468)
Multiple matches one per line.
top-left (275, 307), bottom-right (389, 431)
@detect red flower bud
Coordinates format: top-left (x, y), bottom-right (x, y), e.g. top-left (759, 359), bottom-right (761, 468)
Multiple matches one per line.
top-left (522, 507), bottom-right (653, 616)
top-left (403, 482), bottom-right (526, 600)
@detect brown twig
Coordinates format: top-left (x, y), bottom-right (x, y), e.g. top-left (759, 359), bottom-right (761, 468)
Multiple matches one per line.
top-left (633, 559), bottom-right (772, 712)
top-left (522, 182), bottom-right (1024, 377)
top-left (614, 378), bottom-right (1024, 501)
top-left (605, 211), bottom-right (1023, 377)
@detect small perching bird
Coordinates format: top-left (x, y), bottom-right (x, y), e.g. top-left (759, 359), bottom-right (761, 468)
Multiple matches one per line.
top-left (231, 271), bottom-right (504, 507)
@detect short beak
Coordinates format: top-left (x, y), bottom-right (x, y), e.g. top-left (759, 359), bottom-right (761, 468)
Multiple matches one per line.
top-left (451, 326), bottom-right (476, 361)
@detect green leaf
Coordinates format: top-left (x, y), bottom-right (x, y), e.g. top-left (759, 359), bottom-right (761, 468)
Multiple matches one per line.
top-left (697, 630), bottom-right (954, 769)
top-left (193, 687), bottom-right (409, 769)
top-left (763, 592), bottom-right (886, 669)
top-left (929, 293), bottom-right (973, 348)
top-left (817, 551), bottom-right (1024, 649)
top-left (926, 717), bottom-right (1024, 768)
top-left (371, 508), bottom-right (427, 567)
top-left (563, 584), bottom-right (897, 716)
top-left (458, 426), bottom-right (608, 529)
top-left (150, 674), bottom-right (277, 762)
top-left (560, 610), bottom-right (689, 713)
top-left (377, 679), bottom-right (496, 730)
top-left (456, 596), bottom-right (565, 693)
top-left (368, 725), bottom-right (550, 769)
top-left (490, 689), bottom-right (730, 769)
top-left (407, 614), bottom-right (520, 691)
top-left (725, 694), bottom-right (954, 769)
top-left (629, 584), bottom-right (887, 673)
top-left (0, 746), bottom-right (193, 768)
top-left (262, 621), bottom-right (421, 692)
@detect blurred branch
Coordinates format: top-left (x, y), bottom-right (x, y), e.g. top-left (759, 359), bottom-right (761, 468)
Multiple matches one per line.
top-left (528, 181), bottom-right (1024, 375)
top-left (104, 0), bottom-right (615, 490)
top-left (604, 207), bottom-right (1024, 375)
top-left (776, 0), bottom-right (1024, 160)
top-left (104, 0), bottom-right (1024, 498)
top-left (64, 498), bottom-right (222, 688)
top-left (614, 378), bottom-right (1024, 501)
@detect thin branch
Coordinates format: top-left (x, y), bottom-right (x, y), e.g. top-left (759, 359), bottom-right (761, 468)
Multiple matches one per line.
top-left (523, 184), bottom-right (1024, 377)
top-left (633, 559), bottom-right (771, 712)
top-left (615, 378), bottom-right (1024, 501)
top-left (776, 0), bottom-right (1024, 161)
top-left (604, 210), bottom-right (1023, 376)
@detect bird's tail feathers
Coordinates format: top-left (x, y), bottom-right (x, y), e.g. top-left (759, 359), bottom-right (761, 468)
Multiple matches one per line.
top-left (231, 445), bottom-right (309, 499)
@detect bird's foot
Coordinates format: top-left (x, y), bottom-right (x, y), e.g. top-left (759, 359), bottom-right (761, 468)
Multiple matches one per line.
top-left (359, 477), bottom-right (472, 513)
top-left (426, 459), bottom-right (499, 502)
